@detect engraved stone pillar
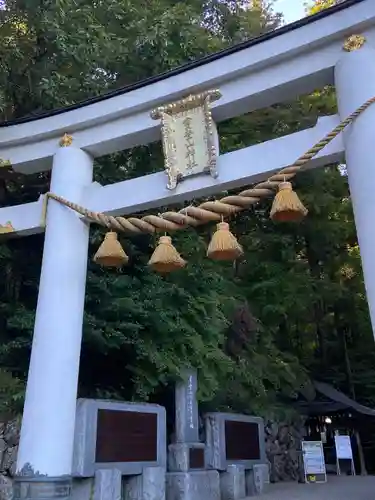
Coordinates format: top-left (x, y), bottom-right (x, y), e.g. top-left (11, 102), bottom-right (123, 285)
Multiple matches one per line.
top-left (175, 369), bottom-right (199, 444)
top-left (169, 369), bottom-right (205, 473)
top-left (167, 370), bottom-right (221, 500)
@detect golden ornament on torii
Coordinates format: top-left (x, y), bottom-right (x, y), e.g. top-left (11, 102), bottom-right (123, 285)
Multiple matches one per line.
top-left (343, 34), bottom-right (366, 52)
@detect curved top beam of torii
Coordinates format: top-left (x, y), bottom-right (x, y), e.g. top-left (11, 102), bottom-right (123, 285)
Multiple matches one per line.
top-left (0, 0), bottom-right (372, 174)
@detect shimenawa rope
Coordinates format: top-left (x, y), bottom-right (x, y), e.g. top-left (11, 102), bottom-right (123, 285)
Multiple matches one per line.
top-left (42, 96), bottom-right (375, 234)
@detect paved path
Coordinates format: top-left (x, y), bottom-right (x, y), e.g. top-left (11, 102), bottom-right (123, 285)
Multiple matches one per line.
top-left (248, 475), bottom-right (375, 500)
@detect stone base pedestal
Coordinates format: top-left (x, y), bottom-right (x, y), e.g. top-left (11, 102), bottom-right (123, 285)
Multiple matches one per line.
top-left (124, 467), bottom-right (165, 500)
top-left (72, 478), bottom-right (93, 500)
top-left (13, 475), bottom-right (72, 500)
top-left (166, 470), bottom-right (220, 500)
top-left (93, 470), bottom-right (121, 500)
top-left (168, 443), bottom-right (205, 472)
top-left (220, 465), bottom-right (246, 500)
top-left (245, 464), bottom-right (269, 496)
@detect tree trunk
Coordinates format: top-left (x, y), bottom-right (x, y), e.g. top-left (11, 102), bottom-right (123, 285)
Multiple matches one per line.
top-left (304, 236), bottom-right (327, 363)
top-left (334, 305), bottom-right (367, 476)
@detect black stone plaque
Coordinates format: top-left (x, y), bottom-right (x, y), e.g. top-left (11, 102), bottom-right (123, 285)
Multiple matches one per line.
top-left (95, 409), bottom-right (157, 463)
top-left (189, 447), bottom-right (205, 469)
top-left (225, 420), bottom-right (260, 461)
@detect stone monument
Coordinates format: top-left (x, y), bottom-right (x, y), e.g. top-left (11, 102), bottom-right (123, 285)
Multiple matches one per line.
top-left (205, 412), bottom-right (269, 498)
top-left (166, 369), bottom-right (220, 500)
top-left (72, 399), bottom-right (166, 500)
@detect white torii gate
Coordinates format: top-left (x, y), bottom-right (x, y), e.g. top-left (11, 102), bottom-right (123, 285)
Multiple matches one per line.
top-left (1, 0), bottom-right (375, 498)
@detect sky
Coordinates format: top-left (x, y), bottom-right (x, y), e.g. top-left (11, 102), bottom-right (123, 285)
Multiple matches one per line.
top-left (273, 0), bottom-right (307, 24)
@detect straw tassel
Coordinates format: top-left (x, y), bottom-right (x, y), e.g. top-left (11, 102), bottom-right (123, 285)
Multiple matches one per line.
top-left (207, 221), bottom-right (243, 261)
top-left (270, 181), bottom-right (308, 222)
top-left (148, 235), bottom-right (186, 273)
top-left (93, 231), bottom-right (129, 268)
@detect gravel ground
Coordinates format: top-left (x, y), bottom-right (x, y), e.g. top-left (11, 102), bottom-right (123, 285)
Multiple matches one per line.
top-left (247, 475), bottom-right (375, 500)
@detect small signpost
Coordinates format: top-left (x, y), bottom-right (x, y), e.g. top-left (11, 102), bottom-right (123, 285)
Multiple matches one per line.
top-left (334, 435), bottom-right (356, 476)
top-left (301, 441), bottom-right (327, 484)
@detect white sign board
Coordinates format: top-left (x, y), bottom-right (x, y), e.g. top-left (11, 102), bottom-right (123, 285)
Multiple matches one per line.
top-left (335, 435), bottom-right (353, 459)
top-left (302, 441), bottom-right (327, 483)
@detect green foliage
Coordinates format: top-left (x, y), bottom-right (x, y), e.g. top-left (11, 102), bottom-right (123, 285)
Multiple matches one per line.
top-left (0, 0), bottom-right (374, 421)
top-left (0, 368), bottom-right (25, 416)
top-left (82, 230), bottom-right (236, 400)
top-left (305, 0), bottom-right (342, 16)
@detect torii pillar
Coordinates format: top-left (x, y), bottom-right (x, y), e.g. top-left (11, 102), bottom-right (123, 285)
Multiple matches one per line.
top-left (14, 137), bottom-right (93, 499)
top-left (335, 35), bottom-right (375, 338)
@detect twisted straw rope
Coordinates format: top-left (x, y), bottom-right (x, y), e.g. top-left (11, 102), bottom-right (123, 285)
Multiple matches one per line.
top-left (43, 97), bottom-right (375, 234)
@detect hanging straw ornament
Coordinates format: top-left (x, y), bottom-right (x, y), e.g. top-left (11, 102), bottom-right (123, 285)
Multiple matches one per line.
top-left (148, 235), bottom-right (186, 273)
top-left (207, 220), bottom-right (243, 261)
top-left (270, 181), bottom-right (308, 222)
top-left (93, 231), bottom-right (129, 268)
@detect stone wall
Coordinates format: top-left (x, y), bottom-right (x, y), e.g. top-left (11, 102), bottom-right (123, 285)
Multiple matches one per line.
top-left (0, 417), bottom-right (20, 500)
top-left (265, 419), bottom-right (305, 483)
